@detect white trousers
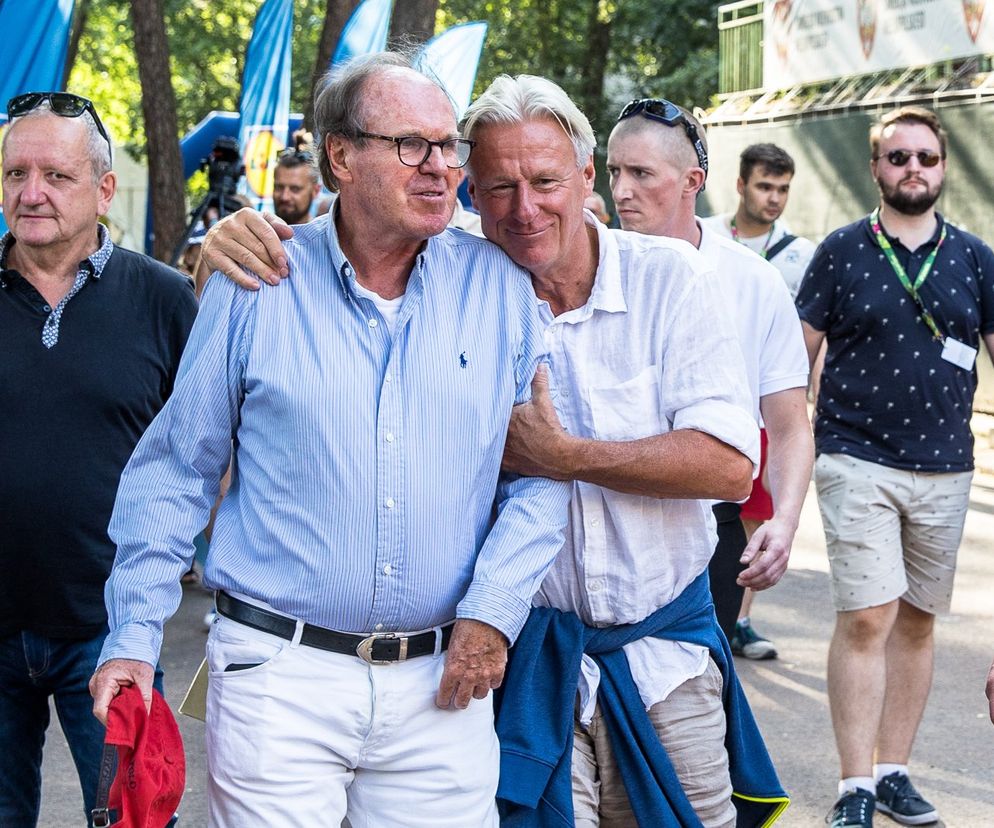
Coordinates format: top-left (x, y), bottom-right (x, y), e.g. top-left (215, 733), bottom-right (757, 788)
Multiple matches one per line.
top-left (204, 615), bottom-right (500, 827)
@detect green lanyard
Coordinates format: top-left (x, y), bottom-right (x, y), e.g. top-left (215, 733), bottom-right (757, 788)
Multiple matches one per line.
top-left (730, 217), bottom-right (775, 258)
top-left (869, 207), bottom-right (947, 342)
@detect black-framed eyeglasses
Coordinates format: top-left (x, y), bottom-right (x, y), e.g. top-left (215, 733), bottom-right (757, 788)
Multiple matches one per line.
top-left (357, 131), bottom-right (474, 169)
top-left (875, 149), bottom-right (943, 168)
top-left (278, 147), bottom-right (315, 163)
top-left (6, 92), bottom-right (112, 153)
top-left (617, 98), bottom-right (709, 187)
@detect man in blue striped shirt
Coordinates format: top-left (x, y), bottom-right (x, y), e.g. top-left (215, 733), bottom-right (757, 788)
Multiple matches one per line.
top-left (90, 53), bottom-right (569, 827)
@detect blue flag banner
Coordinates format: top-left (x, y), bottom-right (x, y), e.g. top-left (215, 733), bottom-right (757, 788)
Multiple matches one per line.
top-left (238, 0), bottom-right (294, 211)
top-left (415, 22), bottom-right (488, 119)
top-left (331, 0), bottom-right (393, 67)
top-left (0, 0), bottom-right (76, 234)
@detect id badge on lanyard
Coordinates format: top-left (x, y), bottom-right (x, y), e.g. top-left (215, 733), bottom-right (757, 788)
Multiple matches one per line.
top-left (868, 209), bottom-right (974, 369)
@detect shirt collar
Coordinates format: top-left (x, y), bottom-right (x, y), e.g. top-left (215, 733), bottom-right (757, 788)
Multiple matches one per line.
top-left (695, 219), bottom-right (721, 269)
top-left (585, 209), bottom-right (627, 315)
top-left (0, 223), bottom-right (112, 287)
top-left (865, 210), bottom-right (945, 250)
top-left (324, 201), bottom-right (431, 298)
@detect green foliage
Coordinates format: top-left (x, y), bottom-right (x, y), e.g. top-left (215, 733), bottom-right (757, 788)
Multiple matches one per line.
top-left (68, 0), bottom-right (722, 164)
top-left (69, 0), bottom-right (328, 160)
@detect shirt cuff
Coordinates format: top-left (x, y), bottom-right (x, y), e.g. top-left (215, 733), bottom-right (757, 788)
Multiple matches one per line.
top-left (456, 582), bottom-right (532, 645)
top-left (674, 400), bottom-right (760, 473)
top-left (97, 622), bottom-right (161, 670)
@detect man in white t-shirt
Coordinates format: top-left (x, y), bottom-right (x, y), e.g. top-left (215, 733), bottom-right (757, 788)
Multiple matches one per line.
top-left (702, 143), bottom-right (815, 300)
top-left (608, 104), bottom-right (813, 663)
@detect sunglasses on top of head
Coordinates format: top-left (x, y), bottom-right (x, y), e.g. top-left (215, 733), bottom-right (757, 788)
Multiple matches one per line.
top-left (617, 98), bottom-right (708, 189)
top-left (6, 92), bottom-right (112, 154)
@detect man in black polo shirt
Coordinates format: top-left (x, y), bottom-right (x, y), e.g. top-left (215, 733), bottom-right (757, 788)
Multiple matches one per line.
top-left (797, 106), bottom-right (994, 828)
top-left (0, 93), bottom-right (197, 827)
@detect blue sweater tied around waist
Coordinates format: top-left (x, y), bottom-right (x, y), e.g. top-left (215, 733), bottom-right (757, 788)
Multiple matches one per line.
top-left (494, 571), bottom-right (789, 827)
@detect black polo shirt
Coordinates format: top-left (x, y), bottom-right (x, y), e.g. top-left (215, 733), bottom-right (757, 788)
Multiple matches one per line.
top-left (0, 239), bottom-right (197, 638)
top-left (796, 213), bottom-right (994, 472)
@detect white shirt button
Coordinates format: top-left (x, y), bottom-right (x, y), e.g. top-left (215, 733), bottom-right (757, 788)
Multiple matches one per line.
top-left (383, 564), bottom-right (393, 575)
top-left (385, 432), bottom-right (395, 443)
top-left (589, 581), bottom-right (602, 593)
top-left (385, 497), bottom-right (395, 509)
top-left (385, 373), bottom-right (392, 382)
top-left (368, 318), bottom-right (378, 328)
top-left (590, 518), bottom-right (600, 527)
top-left (374, 623), bottom-right (384, 631)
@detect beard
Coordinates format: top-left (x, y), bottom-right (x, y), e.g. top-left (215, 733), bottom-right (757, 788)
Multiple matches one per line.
top-left (275, 201), bottom-right (312, 224)
top-left (878, 175), bottom-right (943, 216)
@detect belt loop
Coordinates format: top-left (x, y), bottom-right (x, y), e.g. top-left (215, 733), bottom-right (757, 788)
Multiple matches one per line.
top-left (290, 619), bottom-right (305, 648)
top-left (433, 625), bottom-right (443, 657)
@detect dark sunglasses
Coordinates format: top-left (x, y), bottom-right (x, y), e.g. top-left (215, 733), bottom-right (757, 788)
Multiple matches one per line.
top-left (617, 98), bottom-right (709, 186)
top-left (877, 149), bottom-right (943, 168)
top-left (6, 92), bottom-right (112, 153)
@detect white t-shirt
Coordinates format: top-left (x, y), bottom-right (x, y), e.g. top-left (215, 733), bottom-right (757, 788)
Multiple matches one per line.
top-left (353, 280), bottom-right (405, 336)
top-left (702, 213), bottom-right (816, 299)
top-left (697, 221), bottom-right (810, 422)
top-left (534, 214), bottom-right (760, 719)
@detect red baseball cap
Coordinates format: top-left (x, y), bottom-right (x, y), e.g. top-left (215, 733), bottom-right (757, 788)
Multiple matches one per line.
top-left (103, 686), bottom-right (186, 828)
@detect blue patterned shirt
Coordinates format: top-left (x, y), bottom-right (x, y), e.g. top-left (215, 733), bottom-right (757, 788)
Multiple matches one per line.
top-left (99, 215), bottom-right (570, 667)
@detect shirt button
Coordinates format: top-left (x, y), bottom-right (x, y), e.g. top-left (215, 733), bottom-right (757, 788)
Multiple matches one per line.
top-left (368, 318), bottom-right (378, 328)
top-left (43, 305), bottom-right (52, 313)
top-left (385, 373), bottom-right (392, 383)
top-left (385, 432), bottom-right (395, 443)
top-left (385, 497), bottom-right (395, 509)
top-left (383, 564), bottom-right (393, 575)
top-left (374, 623), bottom-right (384, 631)
top-left (589, 581), bottom-right (602, 593)
top-left (590, 518), bottom-right (600, 527)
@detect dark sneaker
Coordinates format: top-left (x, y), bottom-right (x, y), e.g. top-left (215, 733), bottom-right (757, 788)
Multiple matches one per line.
top-left (876, 772), bottom-right (938, 825)
top-left (826, 789), bottom-right (875, 827)
top-left (731, 619), bottom-right (778, 660)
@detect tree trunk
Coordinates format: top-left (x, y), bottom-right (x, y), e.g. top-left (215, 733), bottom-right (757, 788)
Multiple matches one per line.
top-left (130, 0), bottom-right (186, 263)
top-left (578, 0), bottom-right (613, 145)
top-left (305, 0), bottom-right (361, 132)
top-left (388, 0), bottom-right (439, 48)
top-left (63, 0), bottom-right (91, 89)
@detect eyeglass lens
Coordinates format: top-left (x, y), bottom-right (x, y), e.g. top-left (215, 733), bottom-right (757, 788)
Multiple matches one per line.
top-left (397, 136), bottom-right (472, 168)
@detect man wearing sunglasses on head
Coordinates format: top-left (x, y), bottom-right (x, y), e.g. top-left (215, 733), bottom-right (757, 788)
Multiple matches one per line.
top-left (0, 92), bottom-right (197, 827)
top-left (796, 106), bottom-right (994, 828)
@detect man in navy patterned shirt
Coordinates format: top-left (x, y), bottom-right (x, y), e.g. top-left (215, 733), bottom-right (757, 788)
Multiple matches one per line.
top-left (796, 105), bottom-right (994, 828)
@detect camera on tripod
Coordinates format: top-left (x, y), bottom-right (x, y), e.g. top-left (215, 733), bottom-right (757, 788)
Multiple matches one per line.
top-left (171, 136), bottom-right (247, 270)
top-left (201, 136), bottom-right (244, 213)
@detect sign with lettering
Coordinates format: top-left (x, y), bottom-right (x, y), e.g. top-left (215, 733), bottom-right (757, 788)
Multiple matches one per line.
top-left (765, 0), bottom-right (990, 88)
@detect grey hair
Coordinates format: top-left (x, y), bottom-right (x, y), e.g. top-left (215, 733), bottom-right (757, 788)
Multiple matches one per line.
top-left (313, 50), bottom-right (455, 192)
top-left (2, 101), bottom-right (112, 181)
top-left (460, 75), bottom-right (596, 169)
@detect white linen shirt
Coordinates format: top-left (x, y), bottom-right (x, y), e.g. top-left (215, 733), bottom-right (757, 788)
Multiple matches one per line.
top-left (533, 214), bottom-right (759, 717)
top-left (698, 222), bottom-right (809, 421)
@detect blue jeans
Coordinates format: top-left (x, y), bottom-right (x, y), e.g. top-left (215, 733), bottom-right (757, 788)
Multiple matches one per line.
top-left (0, 629), bottom-right (164, 828)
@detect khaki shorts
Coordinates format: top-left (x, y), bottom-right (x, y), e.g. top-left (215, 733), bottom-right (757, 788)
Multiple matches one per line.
top-left (814, 453), bottom-right (972, 614)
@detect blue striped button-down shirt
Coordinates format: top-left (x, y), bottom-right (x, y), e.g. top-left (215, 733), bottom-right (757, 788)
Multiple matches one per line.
top-left (100, 215), bottom-right (570, 668)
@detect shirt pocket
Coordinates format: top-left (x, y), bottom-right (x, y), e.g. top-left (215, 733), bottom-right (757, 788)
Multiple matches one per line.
top-left (587, 366), bottom-right (665, 441)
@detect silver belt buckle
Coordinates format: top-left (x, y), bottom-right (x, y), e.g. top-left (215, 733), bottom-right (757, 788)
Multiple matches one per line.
top-left (355, 632), bottom-right (408, 664)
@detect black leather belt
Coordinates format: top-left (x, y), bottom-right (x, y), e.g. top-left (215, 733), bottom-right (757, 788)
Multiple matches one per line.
top-left (215, 592), bottom-right (453, 664)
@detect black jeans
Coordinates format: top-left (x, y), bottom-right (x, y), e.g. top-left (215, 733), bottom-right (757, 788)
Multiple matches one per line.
top-left (708, 502), bottom-right (747, 641)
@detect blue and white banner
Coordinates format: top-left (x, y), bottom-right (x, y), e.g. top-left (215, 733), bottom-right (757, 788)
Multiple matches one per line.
top-left (0, 0), bottom-right (77, 234)
top-left (331, 0), bottom-right (393, 66)
top-left (415, 22), bottom-right (488, 119)
top-left (239, 0), bottom-right (294, 211)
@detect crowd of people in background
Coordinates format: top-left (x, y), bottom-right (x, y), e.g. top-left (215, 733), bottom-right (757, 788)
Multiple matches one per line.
top-left (3, 49), bottom-right (994, 828)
